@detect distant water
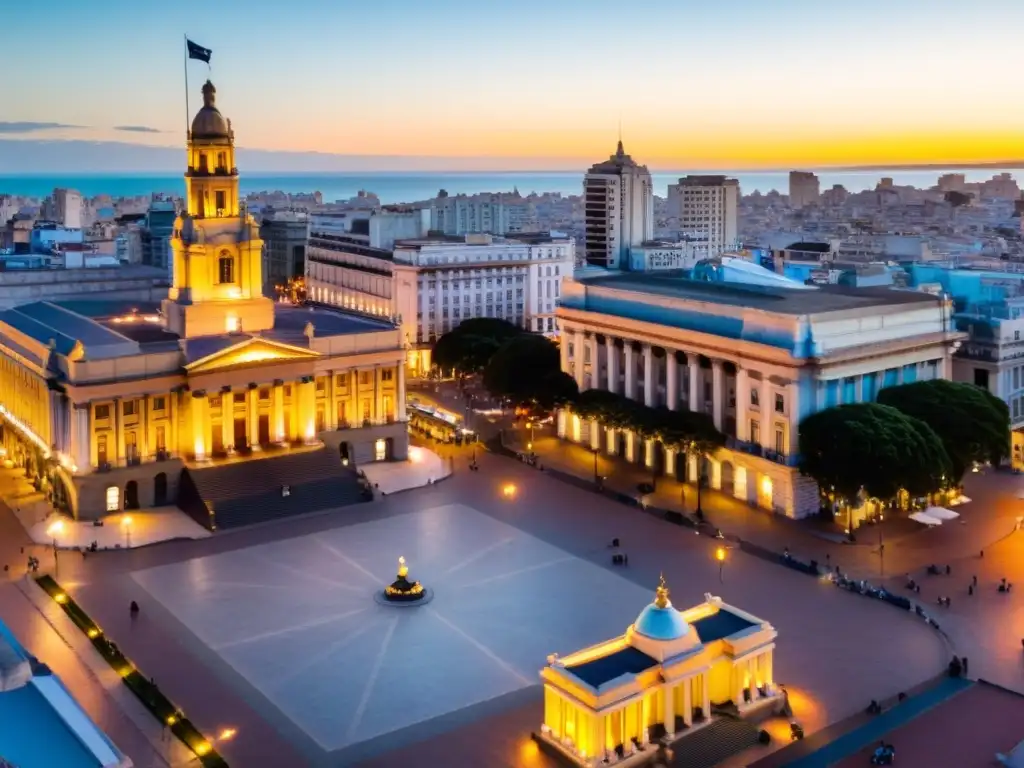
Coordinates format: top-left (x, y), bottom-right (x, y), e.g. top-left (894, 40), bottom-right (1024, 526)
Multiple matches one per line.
top-left (1, 168), bottom-right (1021, 204)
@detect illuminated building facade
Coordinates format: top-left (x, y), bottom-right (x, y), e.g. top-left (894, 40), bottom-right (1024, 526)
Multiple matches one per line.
top-left (0, 81), bottom-right (407, 520)
top-left (538, 581), bottom-right (780, 766)
top-left (556, 269), bottom-right (964, 518)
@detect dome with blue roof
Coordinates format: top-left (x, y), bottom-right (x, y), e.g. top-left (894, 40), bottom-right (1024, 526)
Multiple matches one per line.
top-left (633, 575), bottom-right (691, 641)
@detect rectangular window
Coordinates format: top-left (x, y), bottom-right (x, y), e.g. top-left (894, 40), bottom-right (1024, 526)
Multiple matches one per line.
top-left (336, 373), bottom-right (348, 388)
top-left (97, 435), bottom-right (108, 465)
top-left (750, 421), bottom-right (760, 445)
top-left (383, 395), bottom-right (393, 420)
top-left (316, 378), bottom-right (326, 393)
top-left (774, 393), bottom-right (785, 413)
top-left (362, 400), bottom-right (371, 421)
top-left (381, 369), bottom-right (394, 382)
top-left (156, 426), bottom-right (166, 451)
top-left (775, 428), bottom-right (785, 454)
top-left (152, 396), bottom-right (166, 411)
top-left (95, 404), bottom-right (110, 420)
top-left (259, 388), bottom-right (270, 400)
top-left (123, 399), bottom-right (137, 417)
top-left (360, 371), bottom-right (371, 386)
top-left (215, 190), bottom-right (226, 213)
top-left (751, 388), bottom-right (760, 407)
top-left (126, 432), bottom-right (138, 461)
top-left (234, 392), bottom-right (246, 403)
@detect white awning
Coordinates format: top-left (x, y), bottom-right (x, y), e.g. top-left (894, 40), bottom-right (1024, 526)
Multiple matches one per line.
top-left (924, 506), bottom-right (960, 521)
top-left (909, 512), bottom-right (942, 526)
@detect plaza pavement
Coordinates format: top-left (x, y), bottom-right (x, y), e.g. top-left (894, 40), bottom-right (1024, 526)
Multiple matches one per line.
top-left (27, 448), bottom-right (951, 768)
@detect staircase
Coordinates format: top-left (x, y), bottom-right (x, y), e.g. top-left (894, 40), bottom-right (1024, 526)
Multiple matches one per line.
top-left (669, 718), bottom-right (760, 768)
top-left (178, 449), bottom-right (370, 530)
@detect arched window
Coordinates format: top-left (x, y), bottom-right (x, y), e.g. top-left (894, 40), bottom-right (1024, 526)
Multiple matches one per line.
top-left (218, 252), bottom-right (235, 284)
top-left (105, 485), bottom-right (120, 512)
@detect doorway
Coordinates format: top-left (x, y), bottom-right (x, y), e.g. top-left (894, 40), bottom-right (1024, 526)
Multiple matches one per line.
top-left (234, 417), bottom-right (248, 450)
top-left (258, 414), bottom-right (271, 445)
top-left (125, 480), bottom-right (140, 510)
top-left (154, 472), bottom-right (168, 506)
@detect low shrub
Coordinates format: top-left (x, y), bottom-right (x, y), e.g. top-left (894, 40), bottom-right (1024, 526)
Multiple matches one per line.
top-left (35, 576), bottom-right (228, 767)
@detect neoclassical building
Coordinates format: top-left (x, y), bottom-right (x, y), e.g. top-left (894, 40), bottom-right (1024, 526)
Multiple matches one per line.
top-left (539, 580), bottom-right (779, 765)
top-left (0, 81), bottom-right (407, 521)
top-left (556, 264), bottom-right (964, 517)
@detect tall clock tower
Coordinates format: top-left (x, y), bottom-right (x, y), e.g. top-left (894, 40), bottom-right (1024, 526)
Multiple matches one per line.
top-left (163, 80), bottom-right (274, 338)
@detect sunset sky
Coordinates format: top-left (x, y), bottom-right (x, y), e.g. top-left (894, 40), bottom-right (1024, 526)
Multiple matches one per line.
top-left (5, 0), bottom-right (1024, 170)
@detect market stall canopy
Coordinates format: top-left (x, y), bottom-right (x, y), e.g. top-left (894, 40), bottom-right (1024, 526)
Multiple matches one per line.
top-left (924, 506), bottom-right (960, 521)
top-left (909, 512), bottom-right (942, 526)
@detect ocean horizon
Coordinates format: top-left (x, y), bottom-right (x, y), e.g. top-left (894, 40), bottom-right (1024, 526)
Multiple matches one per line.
top-left (1, 167), bottom-right (1020, 204)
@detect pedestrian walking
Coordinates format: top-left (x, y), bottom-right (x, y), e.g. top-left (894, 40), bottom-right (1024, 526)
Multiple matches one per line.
top-left (968, 584), bottom-right (974, 596)
top-left (962, 657), bottom-right (969, 675)
top-left (972, 574), bottom-right (978, 587)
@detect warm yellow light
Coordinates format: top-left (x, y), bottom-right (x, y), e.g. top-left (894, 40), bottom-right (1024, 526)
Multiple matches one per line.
top-left (55, 593), bottom-right (68, 604)
top-left (408, 446), bottom-right (423, 463)
top-left (195, 742), bottom-right (212, 757)
top-left (225, 315), bottom-right (239, 333)
top-left (502, 483), bottom-right (517, 498)
top-left (760, 476), bottom-right (772, 496)
top-left (397, 557), bottom-right (409, 579)
top-left (232, 349), bottom-right (287, 365)
top-left (121, 516), bottom-right (133, 528)
top-left (47, 520), bottom-right (65, 537)
top-left (166, 715), bottom-right (178, 726)
top-left (119, 666), bottom-right (133, 677)
top-left (218, 728), bottom-right (236, 741)
top-left (527, 442), bottom-right (533, 451)
top-left (715, 547), bottom-right (726, 562)
top-left (87, 628), bottom-right (99, 639)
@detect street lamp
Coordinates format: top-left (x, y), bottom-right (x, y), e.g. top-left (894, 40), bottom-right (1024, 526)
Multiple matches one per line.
top-left (591, 447), bottom-right (600, 485)
top-left (715, 546), bottom-right (727, 583)
top-left (122, 515), bottom-right (133, 549)
top-left (46, 520), bottom-right (65, 578)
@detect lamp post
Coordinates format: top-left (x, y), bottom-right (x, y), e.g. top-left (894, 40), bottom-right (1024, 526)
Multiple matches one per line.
top-left (592, 447), bottom-right (600, 485)
top-left (46, 520), bottom-right (64, 578)
top-left (715, 546), bottom-right (726, 583)
top-left (122, 516), bottom-right (133, 550)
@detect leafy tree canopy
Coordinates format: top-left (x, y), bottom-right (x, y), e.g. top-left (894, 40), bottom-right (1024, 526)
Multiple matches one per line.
top-left (877, 379), bottom-right (1009, 479)
top-left (798, 402), bottom-right (951, 503)
top-left (482, 334), bottom-right (578, 410)
top-left (431, 318), bottom-right (523, 375)
top-left (572, 391), bottom-right (725, 454)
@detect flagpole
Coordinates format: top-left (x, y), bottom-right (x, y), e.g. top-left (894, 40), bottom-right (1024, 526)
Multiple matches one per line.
top-left (183, 33), bottom-right (190, 140)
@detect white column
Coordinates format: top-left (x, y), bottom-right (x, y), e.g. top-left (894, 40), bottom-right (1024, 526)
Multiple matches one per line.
top-left (666, 352), bottom-right (679, 411)
top-left (712, 360), bottom-right (724, 431)
top-left (702, 673), bottom-right (711, 717)
top-left (736, 366), bottom-right (749, 441)
top-left (560, 327), bottom-right (571, 374)
top-left (788, 379), bottom-right (801, 458)
top-left (939, 352), bottom-right (951, 381)
top-left (191, 392), bottom-right (208, 461)
top-left (606, 337), bottom-right (620, 394)
top-left (855, 375), bottom-right (864, 403)
top-left (397, 365), bottom-right (407, 420)
top-left (272, 383), bottom-right (286, 443)
top-left (221, 391), bottom-right (234, 453)
top-left (663, 683), bottom-right (675, 737)
top-left (624, 344), bottom-right (637, 400)
top-left (643, 345), bottom-right (655, 407)
top-left (588, 334), bottom-right (600, 391)
top-left (248, 386), bottom-right (261, 451)
top-left (574, 330), bottom-right (586, 390)
top-left (683, 679), bottom-right (693, 727)
top-left (688, 357), bottom-right (700, 412)
top-left (300, 377), bottom-right (317, 444)
top-left (72, 404), bottom-right (90, 472)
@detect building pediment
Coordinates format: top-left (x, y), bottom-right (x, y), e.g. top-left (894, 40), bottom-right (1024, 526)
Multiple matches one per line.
top-left (185, 336), bottom-right (318, 374)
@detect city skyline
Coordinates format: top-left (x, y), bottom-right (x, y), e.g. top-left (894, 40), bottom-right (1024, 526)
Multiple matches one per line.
top-left (5, 0), bottom-right (1024, 169)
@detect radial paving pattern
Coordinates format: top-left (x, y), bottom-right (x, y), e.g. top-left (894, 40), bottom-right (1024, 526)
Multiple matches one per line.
top-left (132, 504), bottom-right (652, 752)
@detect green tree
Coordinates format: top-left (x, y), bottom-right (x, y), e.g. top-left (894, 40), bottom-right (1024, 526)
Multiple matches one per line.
top-left (799, 403), bottom-right (950, 530)
top-left (877, 379), bottom-right (1009, 480)
top-left (431, 318), bottom-right (522, 377)
top-left (482, 334), bottom-right (578, 412)
top-left (659, 408), bottom-right (726, 516)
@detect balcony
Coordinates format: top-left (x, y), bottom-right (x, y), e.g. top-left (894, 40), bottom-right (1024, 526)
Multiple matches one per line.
top-left (726, 437), bottom-right (798, 467)
top-left (94, 450), bottom-right (179, 473)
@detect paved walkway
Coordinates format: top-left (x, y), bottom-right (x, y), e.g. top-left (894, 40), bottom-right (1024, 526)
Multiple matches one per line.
top-left (0, 581), bottom-right (177, 768)
top-left (511, 427), bottom-right (1024, 583)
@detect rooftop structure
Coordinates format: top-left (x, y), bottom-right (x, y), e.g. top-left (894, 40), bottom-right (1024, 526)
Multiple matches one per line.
top-left (0, 80), bottom-right (409, 522)
top-left (556, 270), bottom-right (963, 520)
top-left (0, 620), bottom-right (131, 768)
top-left (583, 141), bottom-right (654, 270)
top-left (538, 582), bottom-right (780, 766)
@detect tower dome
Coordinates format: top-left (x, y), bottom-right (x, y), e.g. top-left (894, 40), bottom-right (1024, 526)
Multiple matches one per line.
top-left (190, 81), bottom-right (230, 139)
top-left (632, 575), bottom-right (691, 641)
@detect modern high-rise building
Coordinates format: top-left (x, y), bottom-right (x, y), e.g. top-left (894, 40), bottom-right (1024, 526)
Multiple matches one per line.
top-left (788, 171), bottom-right (820, 209)
top-left (43, 188), bottom-right (83, 230)
top-left (430, 191), bottom-right (527, 235)
top-left (667, 175), bottom-right (740, 258)
top-left (260, 208), bottom-right (309, 295)
top-left (140, 199), bottom-right (177, 271)
top-left (583, 141), bottom-right (653, 270)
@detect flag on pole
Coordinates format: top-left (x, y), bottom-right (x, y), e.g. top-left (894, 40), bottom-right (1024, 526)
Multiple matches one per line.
top-left (186, 39), bottom-right (212, 64)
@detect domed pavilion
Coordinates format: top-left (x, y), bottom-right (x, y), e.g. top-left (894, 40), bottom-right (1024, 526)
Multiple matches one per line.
top-left (538, 578), bottom-right (780, 765)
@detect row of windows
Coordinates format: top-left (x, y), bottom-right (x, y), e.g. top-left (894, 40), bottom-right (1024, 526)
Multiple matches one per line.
top-left (95, 397), bottom-right (167, 421)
